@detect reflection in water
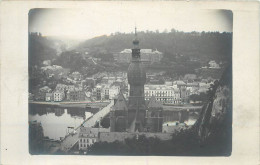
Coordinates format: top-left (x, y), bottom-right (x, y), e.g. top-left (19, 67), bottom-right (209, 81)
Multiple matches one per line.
top-left (29, 104), bottom-right (93, 140)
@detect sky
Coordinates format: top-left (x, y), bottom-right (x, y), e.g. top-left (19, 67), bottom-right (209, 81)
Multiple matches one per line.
top-left (29, 3), bottom-right (232, 40)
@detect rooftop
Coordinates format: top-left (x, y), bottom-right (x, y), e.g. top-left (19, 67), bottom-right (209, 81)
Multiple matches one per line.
top-left (147, 96), bottom-right (163, 109)
top-left (79, 127), bottom-right (109, 138)
top-left (144, 85), bottom-right (179, 91)
top-left (112, 92), bottom-right (128, 111)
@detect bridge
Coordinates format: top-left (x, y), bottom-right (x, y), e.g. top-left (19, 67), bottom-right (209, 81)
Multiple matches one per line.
top-left (58, 100), bottom-right (114, 153)
top-left (162, 105), bottom-right (202, 124)
top-left (163, 105), bottom-right (203, 112)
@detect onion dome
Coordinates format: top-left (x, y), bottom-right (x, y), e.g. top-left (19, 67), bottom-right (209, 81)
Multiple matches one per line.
top-left (133, 38), bottom-right (139, 45)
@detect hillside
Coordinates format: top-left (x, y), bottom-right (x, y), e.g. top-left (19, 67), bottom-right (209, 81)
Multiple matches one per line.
top-left (29, 33), bottom-right (58, 66)
top-left (77, 30), bottom-right (232, 64)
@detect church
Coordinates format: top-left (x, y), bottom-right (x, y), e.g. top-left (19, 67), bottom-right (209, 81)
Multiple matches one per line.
top-left (110, 28), bottom-right (164, 133)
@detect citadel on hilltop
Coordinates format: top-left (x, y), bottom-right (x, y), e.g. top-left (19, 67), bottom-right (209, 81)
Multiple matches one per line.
top-left (114, 48), bottom-right (163, 64)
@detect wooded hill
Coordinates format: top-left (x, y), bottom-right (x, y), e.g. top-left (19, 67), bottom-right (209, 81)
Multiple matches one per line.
top-left (77, 30), bottom-right (232, 64)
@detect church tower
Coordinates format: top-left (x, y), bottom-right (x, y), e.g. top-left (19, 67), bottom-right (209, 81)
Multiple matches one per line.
top-left (127, 27), bottom-right (147, 132)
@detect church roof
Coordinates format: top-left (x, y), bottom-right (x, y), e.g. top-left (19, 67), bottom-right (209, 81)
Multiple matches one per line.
top-left (147, 95), bottom-right (163, 109)
top-left (112, 92), bottom-right (128, 111)
top-left (120, 49), bottom-right (132, 53)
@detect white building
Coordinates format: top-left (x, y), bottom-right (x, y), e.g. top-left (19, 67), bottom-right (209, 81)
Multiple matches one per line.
top-left (116, 49), bottom-right (163, 64)
top-left (144, 85), bottom-right (181, 104)
top-left (94, 84), bottom-right (120, 100)
top-left (208, 60), bottom-right (220, 69)
top-left (78, 127), bottom-right (109, 151)
top-left (71, 71), bottom-right (82, 81)
top-left (53, 90), bottom-right (65, 102)
top-left (109, 85), bottom-right (120, 99)
top-left (45, 93), bottom-right (52, 101)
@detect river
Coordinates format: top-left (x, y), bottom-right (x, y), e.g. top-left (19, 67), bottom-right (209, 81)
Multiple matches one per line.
top-left (29, 104), bottom-right (95, 140)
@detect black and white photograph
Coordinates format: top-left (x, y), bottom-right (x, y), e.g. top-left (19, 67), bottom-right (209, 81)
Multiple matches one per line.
top-left (28, 7), bottom-right (233, 156)
top-left (1, 1), bottom-right (260, 164)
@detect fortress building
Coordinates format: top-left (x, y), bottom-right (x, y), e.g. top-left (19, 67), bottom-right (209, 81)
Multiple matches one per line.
top-left (110, 28), bottom-right (163, 133)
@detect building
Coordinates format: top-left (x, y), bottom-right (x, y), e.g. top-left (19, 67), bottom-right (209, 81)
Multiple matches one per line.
top-left (110, 92), bottom-right (129, 132)
top-left (104, 87), bottom-right (110, 100)
top-left (208, 60), bottom-right (220, 69)
top-left (84, 78), bottom-right (96, 88)
top-left (67, 88), bottom-right (85, 101)
top-left (96, 85), bottom-right (102, 101)
top-left (45, 93), bottom-right (52, 101)
top-left (173, 80), bottom-right (187, 88)
top-left (116, 49), bottom-right (132, 63)
top-left (110, 28), bottom-right (164, 133)
top-left (93, 84), bottom-right (120, 101)
top-left (66, 85), bottom-right (75, 91)
top-left (38, 86), bottom-right (52, 101)
top-left (116, 49), bottom-right (163, 64)
top-left (103, 85), bottom-right (120, 100)
top-left (144, 85), bottom-right (181, 104)
top-left (126, 28), bottom-right (147, 132)
top-left (180, 86), bottom-right (188, 103)
top-left (56, 84), bottom-right (68, 92)
top-left (78, 127), bottom-right (109, 151)
top-left (71, 72), bottom-right (82, 81)
top-left (109, 85), bottom-right (120, 99)
top-left (53, 90), bottom-right (65, 102)
top-left (145, 96), bottom-right (164, 132)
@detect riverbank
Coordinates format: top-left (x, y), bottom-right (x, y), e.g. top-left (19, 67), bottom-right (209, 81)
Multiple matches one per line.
top-left (29, 100), bottom-right (110, 108)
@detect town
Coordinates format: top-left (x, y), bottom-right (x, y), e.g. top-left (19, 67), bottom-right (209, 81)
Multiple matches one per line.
top-left (29, 29), bottom-right (228, 155)
top-left (29, 32), bottom-right (223, 105)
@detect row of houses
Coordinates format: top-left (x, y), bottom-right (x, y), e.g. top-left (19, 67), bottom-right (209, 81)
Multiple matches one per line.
top-left (42, 84), bottom-right (86, 102)
top-left (144, 85), bottom-right (182, 104)
top-left (92, 83), bottom-right (120, 101)
top-left (141, 80), bottom-right (214, 104)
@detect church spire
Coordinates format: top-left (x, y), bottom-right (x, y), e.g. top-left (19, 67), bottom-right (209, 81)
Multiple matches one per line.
top-left (133, 26), bottom-right (139, 48)
top-left (135, 26), bottom-right (137, 38)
